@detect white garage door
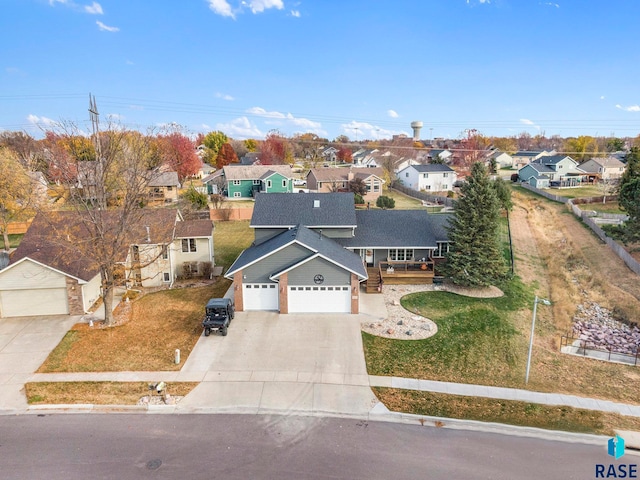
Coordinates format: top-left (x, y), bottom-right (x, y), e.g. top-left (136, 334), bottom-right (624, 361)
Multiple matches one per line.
top-left (0, 288), bottom-right (69, 317)
top-left (288, 286), bottom-right (351, 313)
top-left (243, 283), bottom-right (279, 311)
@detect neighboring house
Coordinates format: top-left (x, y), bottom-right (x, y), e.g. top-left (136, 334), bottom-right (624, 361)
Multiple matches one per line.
top-left (428, 149), bottom-right (453, 163)
top-left (203, 165), bottom-right (293, 198)
top-left (578, 156), bottom-right (626, 182)
top-left (485, 149), bottom-right (514, 169)
top-left (352, 149), bottom-right (379, 167)
top-left (239, 152), bottom-right (260, 166)
top-left (28, 171), bottom-right (49, 201)
top-left (518, 155), bottom-right (584, 188)
top-left (511, 150), bottom-right (555, 170)
top-left (196, 162), bottom-right (215, 179)
top-left (396, 164), bottom-right (457, 192)
top-left (0, 209), bottom-right (214, 318)
top-left (306, 167), bottom-right (386, 202)
top-left (148, 171), bottom-right (180, 203)
top-left (321, 146), bottom-right (338, 163)
top-left (224, 193), bottom-right (451, 314)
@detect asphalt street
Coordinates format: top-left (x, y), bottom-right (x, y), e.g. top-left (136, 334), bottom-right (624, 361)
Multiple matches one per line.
top-left (0, 414), bottom-right (619, 480)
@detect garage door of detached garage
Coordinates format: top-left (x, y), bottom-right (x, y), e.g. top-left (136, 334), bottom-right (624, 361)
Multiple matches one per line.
top-left (243, 283), bottom-right (279, 311)
top-left (0, 288), bottom-right (69, 317)
top-left (288, 286), bottom-right (351, 313)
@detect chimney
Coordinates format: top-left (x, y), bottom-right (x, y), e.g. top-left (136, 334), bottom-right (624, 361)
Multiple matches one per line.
top-left (145, 226), bottom-right (150, 243)
top-left (313, 199), bottom-right (320, 208)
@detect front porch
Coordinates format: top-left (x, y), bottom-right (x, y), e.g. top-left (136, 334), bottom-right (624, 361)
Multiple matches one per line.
top-left (380, 260), bottom-right (435, 285)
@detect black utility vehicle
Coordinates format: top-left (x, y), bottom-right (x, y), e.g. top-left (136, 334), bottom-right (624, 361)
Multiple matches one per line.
top-left (202, 298), bottom-right (234, 336)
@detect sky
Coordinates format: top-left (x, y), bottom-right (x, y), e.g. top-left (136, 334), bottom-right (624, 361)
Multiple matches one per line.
top-left (2, 0), bottom-right (640, 141)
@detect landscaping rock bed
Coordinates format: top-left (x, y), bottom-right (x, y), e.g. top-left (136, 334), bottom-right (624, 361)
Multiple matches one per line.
top-left (137, 395), bottom-right (184, 406)
top-left (572, 302), bottom-right (640, 356)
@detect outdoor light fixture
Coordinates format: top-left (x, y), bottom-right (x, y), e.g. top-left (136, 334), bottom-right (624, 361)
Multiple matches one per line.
top-left (525, 295), bottom-right (551, 384)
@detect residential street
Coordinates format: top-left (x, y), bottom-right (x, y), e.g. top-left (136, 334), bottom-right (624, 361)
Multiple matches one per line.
top-left (0, 414), bottom-right (613, 480)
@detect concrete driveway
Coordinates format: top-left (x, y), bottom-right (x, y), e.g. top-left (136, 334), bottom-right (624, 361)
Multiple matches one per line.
top-left (177, 311), bottom-right (380, 416)
top-left (0, 315), bottom-right (78, 411)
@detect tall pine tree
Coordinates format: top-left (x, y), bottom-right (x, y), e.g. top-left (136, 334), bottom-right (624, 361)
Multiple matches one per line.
top-left (444, 162), bottom-right (507, 287)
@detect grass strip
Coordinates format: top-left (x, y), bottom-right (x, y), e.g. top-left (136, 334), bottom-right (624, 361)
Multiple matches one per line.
top-left (25, 381), bottom-right (198, 405)
top-left (373, 387), bottom-right (640, 436)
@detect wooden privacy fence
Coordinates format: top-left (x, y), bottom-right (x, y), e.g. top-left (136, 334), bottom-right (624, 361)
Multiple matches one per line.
top-left (209, 207), bottom-right (253, 221)
top-left (6, 220), bottom-right (32, 235)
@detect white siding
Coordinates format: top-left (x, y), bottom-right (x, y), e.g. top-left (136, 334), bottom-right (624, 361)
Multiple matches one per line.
top-left (82, 273), bottom-right (102, 312)
top-left (0, 259), bottom-right (66, 290)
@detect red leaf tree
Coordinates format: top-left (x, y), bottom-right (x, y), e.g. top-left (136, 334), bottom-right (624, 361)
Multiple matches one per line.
top-left (157, 133), bottom-right (201, 181)
top-left (258, 131), bottom-right (292, 165)
top-left (216, 143), bottom-right (239, 169)
top-left (337, 146), bottom-right (353, 163)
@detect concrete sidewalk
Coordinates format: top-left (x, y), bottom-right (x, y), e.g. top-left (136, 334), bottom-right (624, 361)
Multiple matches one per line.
top-left (369, 376), bottom-right (640, 417)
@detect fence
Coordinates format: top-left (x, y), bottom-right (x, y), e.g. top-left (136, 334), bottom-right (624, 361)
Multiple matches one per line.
top-left (209, 207), bottom-right (253, 221)
top-left (519, 183), bottom-right (640, 277)
top-left (391, 183), bottom-right (456, 207)
top-left (560, 334), bottom-right (640, 366)
top-left (6, 221), bottom-right (32, 235)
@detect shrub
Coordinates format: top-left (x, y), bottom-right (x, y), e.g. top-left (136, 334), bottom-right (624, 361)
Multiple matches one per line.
top-left (376, 195), bottom-right (395, 209)
top-left (510, 173), bottom-right (520, 183)
top-left (354, 193), bottom-right (365, 204)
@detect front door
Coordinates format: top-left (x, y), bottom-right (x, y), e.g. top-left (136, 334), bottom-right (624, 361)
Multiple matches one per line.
top-left (365, 249), bottom-right (374, 267)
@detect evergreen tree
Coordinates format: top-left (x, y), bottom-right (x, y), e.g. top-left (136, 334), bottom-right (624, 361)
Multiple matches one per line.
top-left (444, 162), bottom-right (507, 287)
top-left (618, 147), bottom-right (640, 241)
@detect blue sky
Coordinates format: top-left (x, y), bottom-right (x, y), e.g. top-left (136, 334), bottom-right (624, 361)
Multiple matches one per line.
top-left (2, 0), bottom-right (640, 141)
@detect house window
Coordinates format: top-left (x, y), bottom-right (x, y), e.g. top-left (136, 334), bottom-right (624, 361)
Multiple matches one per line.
top-left (182, 238), bottom-right (197, 253)
top-left (266, 180), bottom-right (272, 188)
top-left (388, 249), bottom-right (414, 261)
top-left (425, 185), bottom-right (431, 190)
top-left (167, 186), bottom-right (173, 191)
top-left (443, 173), bottom-right (448, 177)
top-left (253, 179), bottom-right (261, 185)
top-left (434, 242), bottom-right (449, 258)
top-left (423, 173), bottom-right (428, 178)
top-left (442, 184), bottom-right (448, 190)
top-left (233, 180), bottom-right (241, 185)
top-left (163, 272), bottom-right (170, 283)
top-left (282, 179), bottom-right (287, 188)
top-left (233, 192), bottom-right (241, 198)
top-left (373, 181), bottom-right (380, 192)
top-left (161, 245), bottom-right (168, 259)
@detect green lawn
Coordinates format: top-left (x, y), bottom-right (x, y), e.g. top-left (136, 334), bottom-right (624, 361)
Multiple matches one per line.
top-left (579, 201), bottom-right (624, 215)
top-left (363, 278), bottom-right (532, 387)
top-left (214, 220), bottom-right (253, 269)
top-left (540, 185), bottom-right (604, 199)
top-left (1, 234), bottom-right (24, 250)
top-left (384, 189), bottom-right (447, 212)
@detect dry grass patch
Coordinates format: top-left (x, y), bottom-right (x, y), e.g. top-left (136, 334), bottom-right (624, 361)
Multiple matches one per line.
top-left (25, 382), bottom-right (198, 405)
top-left (38, 281), bottom-right (230, 372)
top-left (373, 387), bottom-right (640, 436)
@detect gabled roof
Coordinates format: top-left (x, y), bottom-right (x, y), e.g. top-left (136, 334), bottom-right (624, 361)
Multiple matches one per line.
top-left (222, 165), bottom-right (292, 181)
top-left (532, 154), bottom-right (575, 166)
top-left (251, 192), bottom-right (357, 228)
top-left (580, 156), bottom-right (626, 170)
top-left (175, 219), bottom-right (214, 238)
top-left (149, 171), bottom-right (180, 187)
top-left (11, 209), bottom-right (179, 282)
top-left (336, 210), bottom-right (451, 248)
top-left (514, 150), bottom-right (544, 157)
top-left (401, 164), bottom-right (455, 173)
top-left (225, 225), bottom-right (366, 280)
top-left (308, 167), bottom-right (385, 182)
top-left (521, 163), bottom-right (555, 175)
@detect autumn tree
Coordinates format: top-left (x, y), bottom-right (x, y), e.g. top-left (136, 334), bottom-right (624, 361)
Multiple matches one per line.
top-left (41, 131), bottom-right (77, 184)
top-left (444, 162), bottom-right (508, 287)
top-left (0, 131), bottom-right (46, 171)
top-left (348, 177), bottom-right (367, 196)
top-left (157, 132), bottom-right (201, 181)
top-left (259, 131), bottom-right (292, 165)
top-left (216, 142), bottom-right (239, 169)
top-left (230, 139), bottom-right (249, 159)
top-left (202, 131), bottom-right (228, 165)
top-left (564, 136), bottom-right (598, 161)
top-left (337, 146), bottom-right (353, 163)
top-left (606, 137), bottom-right (625, 152)
top-left (0, 148), bottom-right (41, 250)
top-left (244, 138), bottom-right (258, 152)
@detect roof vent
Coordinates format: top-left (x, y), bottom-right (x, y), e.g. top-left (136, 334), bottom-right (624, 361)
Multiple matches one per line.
top-left (313, 200), bottom-right (320, 208)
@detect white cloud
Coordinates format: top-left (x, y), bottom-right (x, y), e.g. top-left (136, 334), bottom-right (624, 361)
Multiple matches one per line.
top-left (290, 10), bottom-right (300, 17)
top-left (247, 0), bottom-right (284, 14)
top-left (84, 1), bottom-right (103, 14)
top-left (208, 0), bottom-right (235, 18)
top-left (247, 106), bottom-right (322, 131)
top-left (49, 0), bottom-right (69, 5)
top-left (520, 118), bottom-right (541, 130)
top-left (541, 2), bottom-right (560, 7)
top-left (616, 104), bottom-right (640, 112)
top-left (96, 20), bottom-right (119, 32)
top-left (600, 95), bottom-right (605, 100)
top-left (340, 120), bottom-right (404, 140)
top-left (216, 116), bottom-right (264, 139)
top-left (126, 59), bottom-right (135, 65)
top-left (201, 123), bottom-right (212, 131)
top-left (215, 92), bottom-right (235, 101)
top-left (27, 114), bottom-right (57, 127)
top-left (106, 113), bottom-right (123, 120)
top-left (387, 109), bottom-right (399, 118)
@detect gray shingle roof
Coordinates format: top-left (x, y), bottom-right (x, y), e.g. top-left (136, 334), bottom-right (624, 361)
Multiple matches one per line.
top-left (335, 210), bottom-right (451, 248)
top-left (406, 164), bottom-right (455, 173)
top-left (225, 225), bottom-right (367, 280)
top-left (250, 192), bottom-right (357, 228)
top-left (223, 165), bottom-right (292, 181)
top-left (532, 154), bottom-right (574, 166)
top-left (149, 171), bottom-right (180, 187)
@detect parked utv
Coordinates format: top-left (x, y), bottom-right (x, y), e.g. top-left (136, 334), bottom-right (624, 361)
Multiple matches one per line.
top-left (202, 298), bottom-right (234, 336)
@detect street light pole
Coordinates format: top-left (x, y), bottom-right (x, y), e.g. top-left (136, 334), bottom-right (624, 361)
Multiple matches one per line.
top-left (525, 295), bottom-right (551, 385)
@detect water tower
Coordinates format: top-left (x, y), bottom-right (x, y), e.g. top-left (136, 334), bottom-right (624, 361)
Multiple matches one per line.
top-left (410, 121), bottom-right (423, 141)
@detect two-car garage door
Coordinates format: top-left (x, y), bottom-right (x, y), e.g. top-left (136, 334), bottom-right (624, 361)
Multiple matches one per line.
top-left (288, 286), bottom-right (351, 313)
top-left (0, 288), bottom-right (69, 317)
